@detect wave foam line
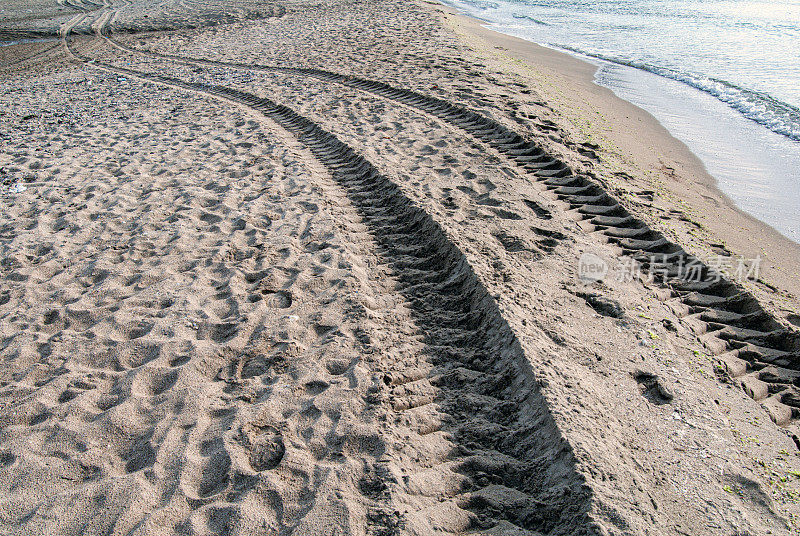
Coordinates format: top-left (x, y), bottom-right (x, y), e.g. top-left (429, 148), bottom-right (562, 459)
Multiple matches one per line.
top-left (559, 45), bottom-right (800, 142)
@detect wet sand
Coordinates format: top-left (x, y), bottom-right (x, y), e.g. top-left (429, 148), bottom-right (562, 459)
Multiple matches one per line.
top-left (439, 5), bottom-right (800, 315)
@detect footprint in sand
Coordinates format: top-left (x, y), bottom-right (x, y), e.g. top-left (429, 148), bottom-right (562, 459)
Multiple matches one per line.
top-left (261, 289), bottom-right (292, 308)
top-left (240, 423), bottom-right (285, 472)
top-left (0, 450), bottom-right (15, 469)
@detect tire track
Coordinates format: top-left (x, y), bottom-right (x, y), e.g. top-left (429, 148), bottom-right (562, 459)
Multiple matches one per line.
top-left (72, 47), bottom-right (588, 534)
top-left (60, 14), bottom-right (592, 533)
top-left (0, 42), bottom-right (62, 72)
top-left (100, 36), bottom-right (800, 439)
top-left (59, 11), bottom-right (95, 60)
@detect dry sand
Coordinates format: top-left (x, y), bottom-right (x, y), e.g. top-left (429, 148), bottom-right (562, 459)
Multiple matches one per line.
top-left (1, 1), bottom-right (800, 535)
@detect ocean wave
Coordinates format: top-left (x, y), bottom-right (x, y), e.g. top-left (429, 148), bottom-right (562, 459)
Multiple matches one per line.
top-left (558, 45), bottom-right (800, 142)
top-left (459, 0), bottom-right (500, 10)
top-left (511, 13), bottom-right (549, 25)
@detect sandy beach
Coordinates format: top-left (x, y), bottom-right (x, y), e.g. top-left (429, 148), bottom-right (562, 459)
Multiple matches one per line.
top-left (2, 1), bottom-right (800, 534)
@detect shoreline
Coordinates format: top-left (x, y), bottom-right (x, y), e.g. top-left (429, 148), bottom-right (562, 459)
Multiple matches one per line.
top-left (430, 1), bottom-right (800, 320)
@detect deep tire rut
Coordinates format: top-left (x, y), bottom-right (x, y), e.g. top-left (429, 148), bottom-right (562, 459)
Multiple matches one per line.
top-left (60, 8), bottom-right (799, 527)
top-left (64, 32), bottom-right (593, 530)
top-left (100, 37), bottom-right (800, 438)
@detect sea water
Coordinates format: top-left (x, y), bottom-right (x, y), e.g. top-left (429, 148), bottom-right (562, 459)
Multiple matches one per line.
top-left (439, 0), bottom-right (800, 242)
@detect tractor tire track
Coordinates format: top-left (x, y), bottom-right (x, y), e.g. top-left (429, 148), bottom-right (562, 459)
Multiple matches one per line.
top-left (100, 36), bottom-right (800, 439)
top-left (62, 15), bottom-right (593, 531)
top-left (93, 60), bottom-right (592, 534)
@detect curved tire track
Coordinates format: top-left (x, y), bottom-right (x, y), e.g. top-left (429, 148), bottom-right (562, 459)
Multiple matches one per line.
top-left (64, 14), bottom-right (594, 527)
top-left (100, 37), bottom-right (800, 438)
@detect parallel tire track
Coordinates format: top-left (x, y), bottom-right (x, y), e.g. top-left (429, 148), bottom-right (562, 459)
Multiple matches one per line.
top-left (100, 38), bottom-right (800, 438)
top-left (70, 46), bottom-right (592, 532)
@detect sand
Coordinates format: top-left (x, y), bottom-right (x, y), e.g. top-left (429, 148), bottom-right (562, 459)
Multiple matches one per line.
top-left (1, 0), bottom-right (800, 535)
top-left (437, 9), bottom-right (800, 320)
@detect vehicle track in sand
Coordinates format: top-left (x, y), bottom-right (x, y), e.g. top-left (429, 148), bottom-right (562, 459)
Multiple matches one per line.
top-left (0, 42), bottom-right (62, 72)
top-left (92, 62), bottom-right (591, 536)
top-left (57, 12), bottom-right (594, 535)
top-left (96, 29), bottom-right (800, 444)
